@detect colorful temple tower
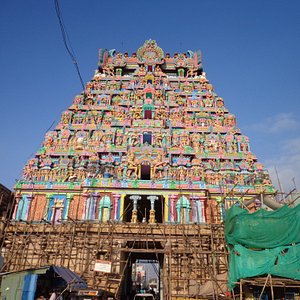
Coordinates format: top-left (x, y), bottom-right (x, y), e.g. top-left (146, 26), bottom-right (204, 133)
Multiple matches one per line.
top-left (15, 40), bottom-right (274, 224)
top-left (4, 40), bottom-right (275, 299)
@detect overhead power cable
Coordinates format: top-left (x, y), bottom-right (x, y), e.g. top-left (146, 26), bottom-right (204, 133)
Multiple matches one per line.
top-left (54, 0), bottom-right (85, 91)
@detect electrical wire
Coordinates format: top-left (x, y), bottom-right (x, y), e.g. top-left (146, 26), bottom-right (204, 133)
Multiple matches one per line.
top-left (54, 0), bottom-right (107, 182)
top-left (54, 0), bottom-right (85, 91)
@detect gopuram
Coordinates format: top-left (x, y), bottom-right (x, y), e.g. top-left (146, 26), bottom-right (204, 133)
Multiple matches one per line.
top-left (1, 40), bottom-right (275, 299)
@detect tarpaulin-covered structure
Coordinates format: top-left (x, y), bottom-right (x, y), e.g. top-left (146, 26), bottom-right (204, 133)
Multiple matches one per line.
top-left (225, 205), bottom-right (300, 289)
top-left (0, 265), bottom-right (87, 300)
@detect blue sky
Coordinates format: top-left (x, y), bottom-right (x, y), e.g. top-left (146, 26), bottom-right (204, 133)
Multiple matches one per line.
top-left (1, 0), bottom-right (300, 192)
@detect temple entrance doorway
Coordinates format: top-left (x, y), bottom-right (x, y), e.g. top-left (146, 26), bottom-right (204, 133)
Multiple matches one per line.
top-left (123, 195), bottom-right (164, 223)
top-left (120, 242), bottom-right (164, 300)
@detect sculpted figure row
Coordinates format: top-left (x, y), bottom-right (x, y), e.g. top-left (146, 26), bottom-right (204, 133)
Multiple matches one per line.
top-left (22, 159), bottom-right (271, 187)
top-left (43, 127), bottom-right (250, 155)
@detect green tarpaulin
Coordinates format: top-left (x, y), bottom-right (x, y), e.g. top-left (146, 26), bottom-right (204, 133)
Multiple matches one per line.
top-left (225, 204), bottom-right (300, 289)
top-left (228, 243), bottom-right (300, 289)
top-left (225, 205), bottom-right (300, 249)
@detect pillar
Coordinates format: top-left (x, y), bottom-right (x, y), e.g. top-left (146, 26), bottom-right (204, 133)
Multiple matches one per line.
top-left (130, 195), bottom-right (141, 223)
top-left (119, 194), bottom-right (125, 221)
top-left (147, 195), bottom-right (158, 224)
top-left (164, 195), bottom-right (169, 223)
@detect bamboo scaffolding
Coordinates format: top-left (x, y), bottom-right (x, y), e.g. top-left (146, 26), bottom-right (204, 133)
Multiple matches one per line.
top-left (0, 220), bottom-right (227, 299)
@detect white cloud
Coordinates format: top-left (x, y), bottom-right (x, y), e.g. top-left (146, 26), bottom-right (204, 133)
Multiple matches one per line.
top-left (250, 113), bottom-right (300, 133)
top-left (264, 137), bottom-right (300, 193)
top-left (282, 137), bottom-right (300, 154)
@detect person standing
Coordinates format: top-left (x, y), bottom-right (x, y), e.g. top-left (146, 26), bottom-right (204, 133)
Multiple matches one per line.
top-left (49, 291), bottom-right (57, 300)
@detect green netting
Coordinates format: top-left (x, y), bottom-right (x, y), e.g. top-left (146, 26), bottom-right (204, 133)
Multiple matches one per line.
top-left (225, 204), bottom-right (300, 249)
top-left (228, 243), bottom-right (300, 289)
top-left (225, 204), bottom-right (300, 289)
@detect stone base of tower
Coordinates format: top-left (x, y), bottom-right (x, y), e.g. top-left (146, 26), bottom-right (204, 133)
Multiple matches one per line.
top-left (1, 221), bottom-right (227, 300)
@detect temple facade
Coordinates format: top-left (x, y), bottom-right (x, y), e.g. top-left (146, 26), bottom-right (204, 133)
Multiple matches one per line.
top-left (14, 39), bottom-right (274, 225)
top-left (4, 40), bottom-right (276, 299)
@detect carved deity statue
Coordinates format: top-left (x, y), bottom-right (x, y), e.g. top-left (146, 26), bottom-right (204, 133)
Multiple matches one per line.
top-left (115, 130), bottom-right (124, 146)
top-left (130, 131), bottom-right (140, 146)
top-left (126, 151), bottom-right (138, 179)
top-left (132, 106), bottom-right (142, 119)
top-left (186, 66), bottom-right (197, 78)
top-left (102, 64), bottom-right (114, 76)
top-left (152, 152), bottom-right (167, 178)
top-left (154, 130), bottom-right (164, 148)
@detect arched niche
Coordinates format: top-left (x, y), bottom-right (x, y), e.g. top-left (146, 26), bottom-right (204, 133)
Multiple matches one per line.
top-left (98, 195), bottom-right (111, 222)
top-left (142, 132), bottom-right (152, 145)
top-left (47, 195), bottom-right (67, 224)
top-left (85, 195), bottom-right (97, 220)
top-left (176, 196), bottom-right (191, 224)
top-left (143, 104), bottom-right (154, 119)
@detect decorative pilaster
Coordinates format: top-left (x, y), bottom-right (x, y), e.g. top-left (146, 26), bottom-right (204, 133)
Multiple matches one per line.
top-left (169, 194), bottom-right (177, 223)
top-left (26, 194), bottom-right (34, 220)
top-left (13, 193), bottom-right (22, 219)
top-left (112, 193), bottom-right (121, 221)
top-left (216, 197), bottom-right (225, 222)
top-left (81, 190), bottom-right (89, 220)
top-left (65, 193), bottom-right (73, 219)
top-left (199, 195), bottom-right (207, 223)
top-left (190, 195), bottom-right (200, 223)
top-left (45, 194), bottom-right (53, 220)
top-left (93, 192), bottom-right (100, 219)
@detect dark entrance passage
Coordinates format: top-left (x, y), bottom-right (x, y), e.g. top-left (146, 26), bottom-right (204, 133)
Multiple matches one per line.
top-left (120, 242), bottom-right (164, 300)
top-left (123, 195), bottom-right (164, 223)
top-left (123, 197), bottom-right (133, 222)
